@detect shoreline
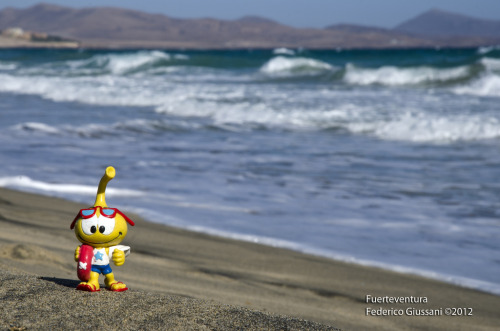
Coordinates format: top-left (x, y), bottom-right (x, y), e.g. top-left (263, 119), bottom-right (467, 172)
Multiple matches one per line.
top-left (0, 36), bottom-right (79, 49)
top-left (0, 38), bottom-right (491, 51)
top-left (1, 187), bottom-right (499, 330)
top-left (154, 218), bottom-right (500, 298)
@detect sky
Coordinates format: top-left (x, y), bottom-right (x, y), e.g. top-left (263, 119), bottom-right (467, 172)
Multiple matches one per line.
top-left (1, 0), bottom-right (500, 29)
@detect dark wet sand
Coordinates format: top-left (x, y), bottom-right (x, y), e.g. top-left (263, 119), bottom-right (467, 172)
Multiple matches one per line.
top-left (0, 187), bottom-right (499, 330)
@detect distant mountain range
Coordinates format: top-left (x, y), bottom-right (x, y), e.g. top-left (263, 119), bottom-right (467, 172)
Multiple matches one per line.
top-left (0, 3), bottom-right (499, 49)
top-left (396, 8), bottom-right (500, 38)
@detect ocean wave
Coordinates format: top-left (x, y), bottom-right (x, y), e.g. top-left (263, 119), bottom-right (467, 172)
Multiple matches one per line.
top-left (346, 110), bottom-right (500, 143)
top-left (77, 51), bottom-right (186, 75)
top-left (10, 118), bottom-right (203, 138)
top-left (18, 51), bottom-right (188, 76)
top-left (9, 95), bottom-right (500, 144)
top-left (480, 57), bottom-right (500, 72)
top-left (0, 73), bottom-right (167, 106)
top-left (157, 96), bottom-right (500, 143)
top-left (343, 63), bottom-right (472, 86)
top-left (444, 58), bottom-right (500, 97)
top-left (452, 73), bottom-right (500, 97)
top-left (272, 48), bottom-right (296, 56)
top-left (14, 122), bottom-right (61, 135)
top-left (155, 94), bottom-right (356, 132)
top-left (3, 49), bottom-right (500, 143)
top-left (0, 175), bottom-right (143, 196)
top-left (477, 45), bottom-right (500, 55)
top-left (259, 56), bottom-right (336, 78)
top-left (100, 51), bottom-right (177, 74)
top-left (0, 66), bottom-right (251, 109)
top-left (0, 62), bottom-right (17, 71)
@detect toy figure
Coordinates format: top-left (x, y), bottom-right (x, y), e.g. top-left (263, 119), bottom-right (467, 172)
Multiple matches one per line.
top-left (70, 166), bottom-right (135, 292)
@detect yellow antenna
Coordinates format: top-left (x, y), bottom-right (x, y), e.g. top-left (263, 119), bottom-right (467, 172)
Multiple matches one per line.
top-left (93, 166), bottom-right (115, 207)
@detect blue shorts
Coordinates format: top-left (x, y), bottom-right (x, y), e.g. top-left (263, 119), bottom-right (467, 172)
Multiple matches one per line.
top-left (91, 264), bottom-right (113, 275)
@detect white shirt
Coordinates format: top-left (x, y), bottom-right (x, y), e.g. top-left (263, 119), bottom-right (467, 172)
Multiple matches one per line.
top-left (92, 245), bottom-right (130, 266)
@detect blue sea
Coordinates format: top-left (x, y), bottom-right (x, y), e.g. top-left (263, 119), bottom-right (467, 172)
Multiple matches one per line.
top-left (1, 47), bottom-right (500, 294)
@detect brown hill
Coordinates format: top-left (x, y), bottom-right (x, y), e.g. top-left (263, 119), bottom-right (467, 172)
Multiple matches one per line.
top-left (0, 3), bottom-right (498, 49)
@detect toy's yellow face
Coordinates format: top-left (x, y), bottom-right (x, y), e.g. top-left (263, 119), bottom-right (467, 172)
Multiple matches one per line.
top-left (73, 206), bottom-right (129, 248)
top-left (70, 166), bottom-right (134, 246)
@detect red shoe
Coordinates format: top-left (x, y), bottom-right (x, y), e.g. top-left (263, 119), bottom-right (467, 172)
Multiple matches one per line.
top-left (76, 283), bottom-right (100, 292)
top-left (107, 281), bottom-right (128, 292)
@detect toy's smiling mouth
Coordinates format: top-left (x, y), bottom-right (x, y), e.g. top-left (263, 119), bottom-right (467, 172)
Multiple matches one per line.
top-left (78, 232), bottom-right (123, 245)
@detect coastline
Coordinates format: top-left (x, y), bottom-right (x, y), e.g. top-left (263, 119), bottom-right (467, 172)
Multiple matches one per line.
top-left (0, 36), bottom-right (494, 51)
top-left (0, 35), bottom-right (79, 49)
top-left (0, 187), bottom-right (499, 330)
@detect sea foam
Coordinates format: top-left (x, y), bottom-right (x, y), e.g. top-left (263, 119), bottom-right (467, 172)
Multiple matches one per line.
top-left (481, 57), bottom-right (500, 71)
top-left (477, 45), bottom-right (500, 55)
top-left (259, 56), bottom-right (335, 77)
top-left (0, 176), bottom-right (143, 197)
top-left (0, 62), bottom-right (17, 71)
top-left (347, 111), bottom-right (500, 143)
top-left (102, 51), bottom-right (173, 74)
top-left (453, 74), bottom-right (500, 97)
top-left (344, 63), bottom-right (471, 86)
top-left (272, 48), bottom-right (296, 56)
top-left (15, 122), bottom-right (61, 135)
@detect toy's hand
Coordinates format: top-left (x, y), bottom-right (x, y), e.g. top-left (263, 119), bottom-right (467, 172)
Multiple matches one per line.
top-left (74, 246), bottom-right (80, 262)
top-left (112, 249), bottom-right (125, 266)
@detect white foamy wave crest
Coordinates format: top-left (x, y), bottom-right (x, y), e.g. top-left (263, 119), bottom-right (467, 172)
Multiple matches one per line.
top-left (0, 71), bottom-right (255, 115)
top-left (0, 62), bottom-right (17, 70)
top-left (102, 50), bottom-right (173, 74)
top-left (63, 50), bottom-right (184, 75)
top-left (453, 74), bottom-right (500, 97)
top-left (11, 121), bottom-right (108, 137)
top-left (14, 122), bottom-right (61, 135)
top-left (260, 56), bottom-right (335, 77)
top-left (0, 176), bottom-right (143, 196)
top-left (344, 63), bottom-right (471, 86)
top-left (347, 111), bottom-right (500, 143)
top-left (450, 58), bottom-right (500, 97)
top-left (157, 94), bottom-right (500, 142)
top-left (477, 45), bottom-right (500, 55)
top-left (156, 90), bottom-right (354, 131)
top-left (10, 118), bottom-right (204, 138)
top-left (481, 57), bottom-right (500, 72)
top-left (82, 118), bottom-right (202, 136)
top-left (0, 73), bottom-right (169, 106)
top-left (272, 48), bottom-right (295, 56)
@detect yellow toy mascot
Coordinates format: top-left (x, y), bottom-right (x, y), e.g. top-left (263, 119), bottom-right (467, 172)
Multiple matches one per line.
top-left (70, 166), bottom-right (135, 292)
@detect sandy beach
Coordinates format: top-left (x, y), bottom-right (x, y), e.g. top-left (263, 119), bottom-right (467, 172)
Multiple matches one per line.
top-left (0, 187), bottom-right (499, 330)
